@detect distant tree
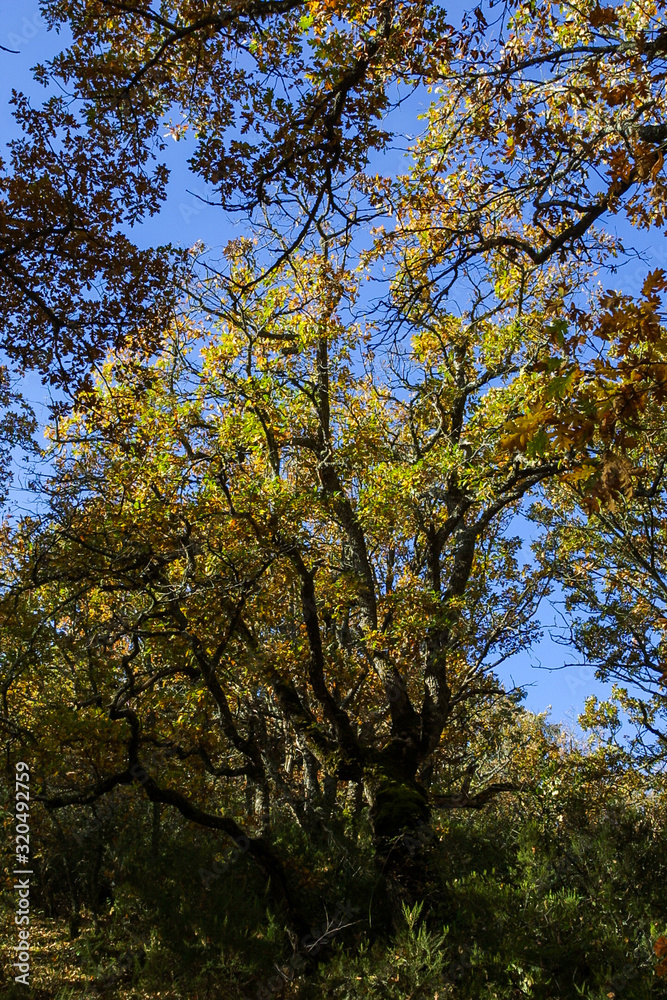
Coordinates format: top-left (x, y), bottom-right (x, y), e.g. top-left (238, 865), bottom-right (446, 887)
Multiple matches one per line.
top-left (534, 459), bottom-right (667, 776)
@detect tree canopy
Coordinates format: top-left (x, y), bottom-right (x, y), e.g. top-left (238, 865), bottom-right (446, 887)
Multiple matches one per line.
top-left (1, 2), bottom-right (667, 997)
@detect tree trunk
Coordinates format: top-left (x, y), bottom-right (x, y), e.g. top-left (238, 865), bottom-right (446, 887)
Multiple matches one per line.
top-left (363, 742), bottom-right (436, 923)
top-left (255, 782), bottom-right (271, 836)
top-left (322, 772), bottom-right (338, 820)
top-left (151, 801), bottom-right (161, 859)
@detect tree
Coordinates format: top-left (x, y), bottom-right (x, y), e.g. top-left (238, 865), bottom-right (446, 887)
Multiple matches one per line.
top-left (41, 0), bottom-right (447, 218)
top-left (37, 0), bottom-right (667, 287)
top-left (0, 0), bottom-right (449, 392)
top-left (534, 460), bottom-right (667, 776)
top-left (3, 0), bottom-right (667, 968)
top-left (0, 366), bottom-right (36, 504)
top-left (0, 80), bottom-right (181, 390)
top-left (524, 278), bottom-right (667, 775)
top-left (1, 244), bottom-right (573, 924)
top-left (380, 0), bottom-right (667, 308)
top-left (8, 0), bottom-right (667, 395)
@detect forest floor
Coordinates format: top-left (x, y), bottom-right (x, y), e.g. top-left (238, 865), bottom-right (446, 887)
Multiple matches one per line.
top-left (0, 911), bottom-right (264, 1000)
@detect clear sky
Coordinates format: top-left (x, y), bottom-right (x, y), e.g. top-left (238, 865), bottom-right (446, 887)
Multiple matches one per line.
top-left (2, 2), bottom-right (665, 732)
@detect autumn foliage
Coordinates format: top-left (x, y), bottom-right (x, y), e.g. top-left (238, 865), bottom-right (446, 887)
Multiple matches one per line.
top-left (1, 1), bottom-right (667, 997)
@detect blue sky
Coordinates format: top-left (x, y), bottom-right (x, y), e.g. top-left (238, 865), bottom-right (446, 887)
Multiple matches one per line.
top-left (1, 2), bottom-right (665, 732)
